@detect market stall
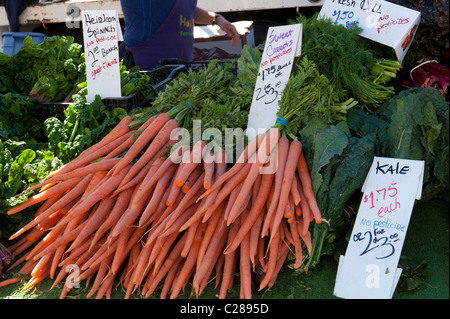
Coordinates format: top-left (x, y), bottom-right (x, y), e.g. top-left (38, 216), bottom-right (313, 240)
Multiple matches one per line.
top-left (0, 0), bottom-right (448, 302)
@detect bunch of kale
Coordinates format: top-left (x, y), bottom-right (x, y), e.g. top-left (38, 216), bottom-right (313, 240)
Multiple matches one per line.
top-left (301, 87), bottom-right (448, 269)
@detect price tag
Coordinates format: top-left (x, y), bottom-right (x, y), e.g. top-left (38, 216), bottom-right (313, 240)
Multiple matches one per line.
top-left (319, 0), bottom-right (421, 61)
top-left (81, 10), bottom-right (122, 103)
top-left (245, 23), bottom-right (302, 141)
top-left (334, 156), bottom-right (425, 299)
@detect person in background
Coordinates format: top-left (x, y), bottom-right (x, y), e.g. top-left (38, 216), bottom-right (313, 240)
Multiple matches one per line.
top-left (119, 0), bottom-right (240, 70)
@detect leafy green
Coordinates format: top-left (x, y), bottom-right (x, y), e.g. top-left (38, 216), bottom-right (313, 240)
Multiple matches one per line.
top-left (0, 36), bottom-right (84, 102)
top-left (276, 56), bottom-right (357, 140)
top-left (151, 50), bottom-right (258, 152)
top-left (302, 87), bottom-right (449, 269)
top-left (0, 140), bottom-right (62, 241)
top-left (376, 87), bottom-right (449, 200)
top-left (120, 65), bottom-right (158, 100)
top-left (0, 93), bottom-right (45, 145)
top-left (44, 92), bottom-right (127, 163)
top-left (290, 13), bottom-right (402, 108)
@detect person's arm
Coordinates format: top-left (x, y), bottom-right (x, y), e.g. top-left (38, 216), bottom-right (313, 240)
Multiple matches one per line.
top-left (194, 7), bottom-right (240, 46)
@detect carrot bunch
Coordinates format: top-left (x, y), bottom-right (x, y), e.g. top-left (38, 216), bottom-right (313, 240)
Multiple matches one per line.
top-left (4, 113), bottom-right (321, 299)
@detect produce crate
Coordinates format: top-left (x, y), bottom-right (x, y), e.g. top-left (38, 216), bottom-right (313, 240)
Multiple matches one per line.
top-left (102, 92), bottom-right (141, 113)
top-left (37, 102), bottom-right (69, 122)
top-left (38, 92), bottom-right (142, 122)
top-left (143, 58), bottom-right (238, 92)
top-left (157, 58), bottom-right (238, 73)
top-left (142, 64), bottom-right (186, 92)
top-left (1, 32), bottom-right (46, 56)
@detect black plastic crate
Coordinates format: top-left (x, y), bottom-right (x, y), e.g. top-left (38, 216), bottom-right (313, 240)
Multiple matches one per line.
top-left (38, 102), bottom-right (69, 121)
top-left (157, 58), bottom-right (238, 74)
top-left (39, 92), bottom-right (141, 122)
top-left (142, 59), bottom-right (238, 92)
top-left (142, 64), bottom-right (186, 92)
top-left (102, 92), bottom-right (141, 113)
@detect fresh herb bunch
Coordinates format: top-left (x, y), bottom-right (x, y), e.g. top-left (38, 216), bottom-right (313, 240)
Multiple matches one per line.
top-left (152, 60), bottom-right (238, 128)
top-left (275, 56), bottom-right (357, 140)
top-left (149, 47), bottom-right (261, 157)
top-left (291, 13), bottom-right (402, 108)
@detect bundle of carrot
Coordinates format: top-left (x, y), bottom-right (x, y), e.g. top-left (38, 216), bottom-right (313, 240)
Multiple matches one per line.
top-left (3, 109), bottom-right (321, 299)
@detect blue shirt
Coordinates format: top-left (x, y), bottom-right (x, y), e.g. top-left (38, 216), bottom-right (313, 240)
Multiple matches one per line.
top-left (120, 0), bottom-right (177, 47)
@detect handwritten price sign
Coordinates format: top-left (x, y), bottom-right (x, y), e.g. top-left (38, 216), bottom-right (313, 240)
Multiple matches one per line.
top-left (319, 0), bottom-right (421, 61)
top-left (246, 24), bottom-right (302, 141)
top-left (82, 10), bottom-right (122, 102)
top-left (334, 157), bottom-right (424, 299)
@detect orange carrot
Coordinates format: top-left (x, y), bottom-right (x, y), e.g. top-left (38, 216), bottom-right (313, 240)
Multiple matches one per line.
top-left (16, 158), bottom-right (121, 197)
top-left (61, 130), bottom-right (135, 179)
top-left (267, 242), bottom-right (290, 289)
top-left (297, 178), bottom-right (311, 235)
top-left (159, 203), bottom-right (199, 239)
top-left (239, 216), bottom-right (252, 299)
top-left (199, 160), bottom-right (252, 224)
top-left (7, 177), bottom-right (83, 216)
top-left (66, 195), bottom-right (116, 253)
top-left (86, 254), bottom-right (114, 298)
top-left (258, 228), bottom-right (281, 291)
top-left (110, 113), bottom-right (170, 177)
top-left (297, 151), bottom-right (322, 223)
top-left (120, 119), bottom-right (180, 187)
top-left (191, 210), bottom-right (227, 295)
top-left (249, 208), bottom-right (264, 268)
top-left (196, 132), bottom-right (266, 202)
top-left (290, 172), bottom-right (301, 206)
top-left (173, 140), bottom-right (206, 187)
top-left (80, 170), bottom-right (108, 200)
top-left (202, 150), bottom-right (215, 189)
top-left (223, 180), bottom-right (243, 221)
top-left (163, 172), bottom-right (205, 231)
top-left (192, 224), bottom-right (228, 297)
top-left (182, 165), bottom-right (203, 193)
top-left (289, 214), bottom-right (303, 269)
top-left (169, 221), bottom-right (207, 299)
top-left (9, 173), bottom-right (94, 241)
top-left (158, 255), bottom-right (183, 299)
top-left (109, 180), bottom-right (152, 239)
top-left (144, 232), bottom-right (188, 296)
top-left (21, 268), bottom-right (50, 292)
top-left (261, 136), bottom-right (290, 238)
top-left (196, 201), bottom-right (226, 269)
top-left (103, 114), bottom-right (157, 161)
top-left (218, 214), bottom-right (240, 299)
top-left (58, 165), bottom-right (132, 229)
top-left (89, 186), bottom-right (134, 250)
top-left (269, 140), bottom-right (302, 242)
top-left (138, 163), bottom-right (177, 227)
top-left (227, 142), bottom-right (277, 226)
top-left (0, 277), bottom-right (21, 288)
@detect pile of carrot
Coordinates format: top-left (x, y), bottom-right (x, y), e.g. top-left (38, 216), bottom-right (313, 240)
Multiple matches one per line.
top-left (3, 113), bottom-right (321, 299)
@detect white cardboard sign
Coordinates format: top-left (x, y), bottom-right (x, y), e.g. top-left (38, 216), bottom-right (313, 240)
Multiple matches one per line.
top-left (81, 10), bottom-right (122, 103)
top-left (319, 0), bottom-right (421, 61)
top-left (246, 23), bottom-right (302, 141)
top-left (334, 156), bottom-right (425, 299)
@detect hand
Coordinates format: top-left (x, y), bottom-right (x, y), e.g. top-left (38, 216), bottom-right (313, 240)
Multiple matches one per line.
top-left (217, 16), bottom-right (240, 46)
